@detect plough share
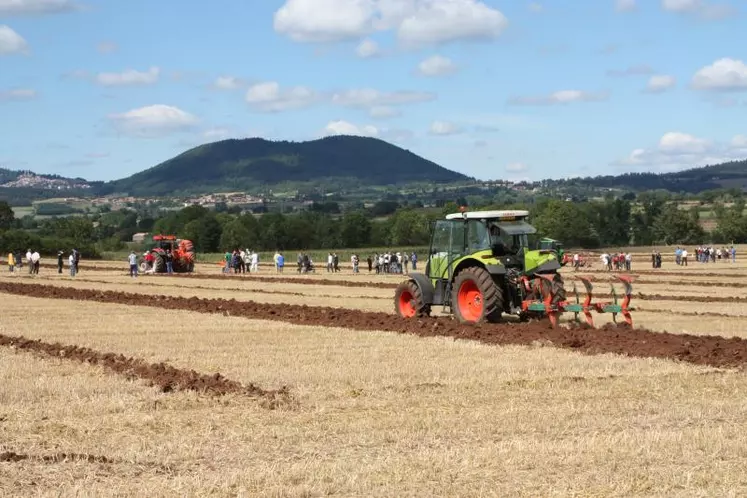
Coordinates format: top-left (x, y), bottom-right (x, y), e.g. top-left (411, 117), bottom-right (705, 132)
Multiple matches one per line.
top-left (521, 274), bottom-right (634, 328)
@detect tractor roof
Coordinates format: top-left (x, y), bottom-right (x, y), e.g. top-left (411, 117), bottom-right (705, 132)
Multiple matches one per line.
top-left (445, 210), bottom-right (530, 221)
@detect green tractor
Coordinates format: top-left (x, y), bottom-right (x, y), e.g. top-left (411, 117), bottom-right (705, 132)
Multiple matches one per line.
top-left (394, 210), bottom-right (634, 327)
top-left (538, 237), bottom-right (567, 265)
top-left (394, 210), bottom-right (564, 324)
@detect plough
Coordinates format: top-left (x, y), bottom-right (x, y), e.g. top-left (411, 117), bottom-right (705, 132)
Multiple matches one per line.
top-left (521, 274), bottom-right (634, 328)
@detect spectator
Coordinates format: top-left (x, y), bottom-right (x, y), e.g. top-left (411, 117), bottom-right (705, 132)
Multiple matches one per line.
top-left (7, 252), bottom-right (14, 273)
top-left (128, 251), bottom-right (138, 278)
top-left (31, 250), bottom-right (40, 274)
top-left (26, 249), bottom-right (32, 274)
top-left (682, 248), bottom-right (688, 266)
top-left (411, 252), bottom-right (417, 271)
top-left (57, 251), bottom-right (64, 274)
top-left (277, 252), bottom-right (284, 273)
top-left (367, 255), bottom-right (373, 273)
top-left (165, 249), bottom-right (174, 274)
top-left (69, 252), bottom-right (77, 277)
top-left (351, 254), bottom-right (359, 273)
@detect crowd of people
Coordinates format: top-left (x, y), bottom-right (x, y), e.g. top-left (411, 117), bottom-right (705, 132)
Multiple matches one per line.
top-left (598, 252), bottom-right (633, 271)
top-left (6, 248), bottom-right (80, 276)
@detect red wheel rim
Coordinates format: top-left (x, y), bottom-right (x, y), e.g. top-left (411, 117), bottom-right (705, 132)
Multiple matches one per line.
top-left (457, 279), bottom-right (483, 322)
top-left (398, 290), bottom-right (416, 318)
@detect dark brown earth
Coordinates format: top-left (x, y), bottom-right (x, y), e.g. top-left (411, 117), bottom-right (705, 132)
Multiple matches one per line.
top-left (0, 332), bottom-right (290, 408)
top-left (2, 282), bottom-right (747, 369)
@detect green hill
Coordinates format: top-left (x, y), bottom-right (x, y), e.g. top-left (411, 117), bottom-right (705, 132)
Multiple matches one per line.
top-left (551, 159), bottom-right (747, 193)
top-left (104, 136), bottom-right (471, 196)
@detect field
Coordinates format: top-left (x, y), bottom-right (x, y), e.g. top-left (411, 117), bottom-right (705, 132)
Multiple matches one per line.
top-left (2, 247), bottom-right (747, 496)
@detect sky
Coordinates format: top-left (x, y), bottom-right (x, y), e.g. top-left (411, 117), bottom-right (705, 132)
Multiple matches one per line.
top-left (1, 0), bottom-right (746, 183)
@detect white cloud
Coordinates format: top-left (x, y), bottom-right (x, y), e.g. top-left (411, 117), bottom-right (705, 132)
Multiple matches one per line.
top-left (96, 66), bottom-right (160, 86)
top-left (615, 0), bottom-right (636, 11)
top-left (659, 131), bottom-right (711, 153)
top-left (691, 58), bottom-right (747, 91)
top-left (356, 38), bottom-right (380, 58)
top-left (213, 76), bottom-right (245, 90)
top-left (369, 105), bottom-right (401, 118)
top-left (323, 120), bottom-right (379, 137)
top-left (606, 64), bottom-right (654, 77)
top-left (731, 135), bottom-right (747, 148)
top-left (645, 74), bottom-right (677, 93)
top-left (0, 87), bottom-right (36, 101)
top-left (506, 162), bottom-right (528, 172)
top-left (397, 0), bottom-right (508, 47)
top-left (429, 120), bottom-right (461, 135)
top-left (0, 0), bottom-right (79, 15)
top-left (274, 0), bottom-right (377, 42)
top-left (0, 25), bottom-right (28, 55)
top-left (332, 88), bottom-right (436, 109)
top-left (108, 104), bottom-right (198, 138)
top-left (508, 90), bottom-right (609, 105)
top-left (273, 0), bottom-right (508, 47)
top-left (614, 131), bottom-right (747, 172)
top-left (96, 41), bottom-right (118, 54)
top-left (661, 0), bottom-right (736, 19)
top-left (245, 81), bottom-right (318, 112)
top-left (417, 54), bottom-right (457, 76)
top-left (528, 3), bottom-right (543, 13)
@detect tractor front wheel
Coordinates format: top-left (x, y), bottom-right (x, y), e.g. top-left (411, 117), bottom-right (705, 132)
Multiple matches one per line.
top-left (394, 280), bottom-right (431, 318)
top-left (453, 267), bottom-right (503, 324)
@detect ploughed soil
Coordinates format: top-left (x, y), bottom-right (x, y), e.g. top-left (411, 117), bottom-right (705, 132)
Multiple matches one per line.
top-left (0, 332), bottom-right (290, 408)
top-left (1, 282), bottom-right (746, 370)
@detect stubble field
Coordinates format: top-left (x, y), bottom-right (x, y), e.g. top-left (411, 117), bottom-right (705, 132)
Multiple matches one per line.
top-left (2, 248), bottom-right (747, 496)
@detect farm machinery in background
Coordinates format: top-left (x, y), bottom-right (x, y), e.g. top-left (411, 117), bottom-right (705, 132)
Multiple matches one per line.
top-left (140, 235), bottom-right (195, 273)
top-left (394, 209), bottom-right (633, 328)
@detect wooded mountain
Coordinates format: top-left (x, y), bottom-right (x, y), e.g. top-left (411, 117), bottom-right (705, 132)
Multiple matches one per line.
top-left (550, 159), bottom-right (747, 193)
top-left (103, 136), bottom-right (471, 196)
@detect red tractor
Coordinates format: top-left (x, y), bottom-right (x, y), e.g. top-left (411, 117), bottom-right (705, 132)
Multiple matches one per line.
top-left (141, 235), bottom-right (195, 273)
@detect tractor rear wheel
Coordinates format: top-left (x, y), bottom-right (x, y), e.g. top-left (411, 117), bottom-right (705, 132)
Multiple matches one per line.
top-left (152, 253), bottom-right (164, 273)
top-left (394, 280), bottom-right (431, 318)
top-left (453, 267), bottom-right (503, 324)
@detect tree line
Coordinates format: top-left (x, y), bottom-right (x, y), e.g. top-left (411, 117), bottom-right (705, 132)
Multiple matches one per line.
top-left (3, 192), bottom-right (747, 258)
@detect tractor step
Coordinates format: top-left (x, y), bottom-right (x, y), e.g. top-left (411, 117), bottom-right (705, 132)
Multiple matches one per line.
top-left (521, 274), bottom-right (634, 328)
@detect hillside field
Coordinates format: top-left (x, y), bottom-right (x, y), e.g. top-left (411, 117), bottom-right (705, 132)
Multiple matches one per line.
top-left (2, 249), bottom-right (747, 495)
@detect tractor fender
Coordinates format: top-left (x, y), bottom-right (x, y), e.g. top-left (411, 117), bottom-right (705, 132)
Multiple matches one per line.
top-left (453, 260), bottom-right (506, 278)
top-left (484, 264), bottom-right (507, 275)
top-left (406, 272), bottom-right (435, 305)
top-left (531, 258), bottom-right (561, 274)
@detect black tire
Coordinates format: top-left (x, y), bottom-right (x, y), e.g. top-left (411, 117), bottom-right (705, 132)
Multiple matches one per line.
top-left (394, 280), bottom-right (431, 318)
top-left (152, 253), bottom-right (164, 273)
top-left (452, 267), bottom-right (503, 324)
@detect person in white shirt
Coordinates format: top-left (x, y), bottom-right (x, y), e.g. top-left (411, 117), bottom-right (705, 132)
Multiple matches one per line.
top-left (625, 252), bottom-right (632, 271)
top-left (128, 251), bottom-right (138, 277)
top-left (681, 249), bottom-right (688, 266)
top-left (250, 251), bottom-right (259, 272)
top-left (26, 249), bottom-right (32, 274)
top-left (274, 251), bottom-right (280, 272)
top-left (68, 253), bottom-right (76, 277)
top-left (573, 253), bottom-right (580, 271)
top-left (31, 251), bottom-right (40, 274)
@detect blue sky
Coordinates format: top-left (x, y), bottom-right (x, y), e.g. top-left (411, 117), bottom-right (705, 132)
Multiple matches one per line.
top-left (1, 0), bottom-right (746, 183)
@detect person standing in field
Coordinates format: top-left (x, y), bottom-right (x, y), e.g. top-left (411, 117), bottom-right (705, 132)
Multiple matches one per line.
top-left (223, 250), bottom-right (231, 274)
top-left (7, 252), bottom-right (15, 272)
top-left (411, 252), bottom-right (417, 271)
top-left (31, 250), bottom-right (40, 274)
top-left (57, 251), bottom-right (64, 274)
top-left (250, 250), bottom-right (259, 272)
top-left (128, 251), bottom-right (138, 278)
top-left (26, 249), bottom-right (32, 274)
top-left (165, 248), bottom-right (174, 274)
top-left (69, 252), bottom-right (76, 277)
top-left (277, 252), bottom-right (284, 273)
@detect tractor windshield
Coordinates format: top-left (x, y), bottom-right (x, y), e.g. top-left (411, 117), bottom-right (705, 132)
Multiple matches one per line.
top-left (486, 220), bottom-right (536, 254)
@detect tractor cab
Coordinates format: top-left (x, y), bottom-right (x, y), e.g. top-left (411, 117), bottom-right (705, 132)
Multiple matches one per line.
top-left (442, 210), bottom-right (536, 261)
top-left (153, 235), bottom-right (177, 252)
